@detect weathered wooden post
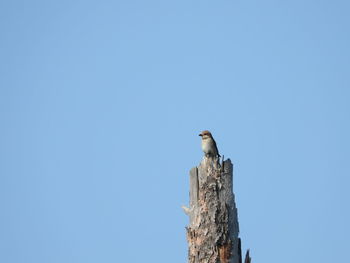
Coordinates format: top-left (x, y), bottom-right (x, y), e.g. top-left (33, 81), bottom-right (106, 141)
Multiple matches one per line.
top-left (182, 157), bottom-right (251, 263)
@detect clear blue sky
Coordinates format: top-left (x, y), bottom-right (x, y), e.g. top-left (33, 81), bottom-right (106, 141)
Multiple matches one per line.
top-left (1, 1), bottom-right (349, 262)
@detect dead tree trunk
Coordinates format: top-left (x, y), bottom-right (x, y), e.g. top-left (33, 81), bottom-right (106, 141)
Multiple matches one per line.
top-left (182, 157), bottom-right (250, 263)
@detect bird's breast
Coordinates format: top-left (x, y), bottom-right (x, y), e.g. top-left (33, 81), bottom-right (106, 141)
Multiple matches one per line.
top-left (201, 139), bottom-right (213, 153)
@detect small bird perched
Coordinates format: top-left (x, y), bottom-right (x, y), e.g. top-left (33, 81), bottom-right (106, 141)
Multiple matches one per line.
top-left (199, 130), bottom-right (221, 158)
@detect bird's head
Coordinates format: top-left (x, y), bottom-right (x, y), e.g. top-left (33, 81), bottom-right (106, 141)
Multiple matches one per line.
top-left (199, 130), bottom-right (212, 139)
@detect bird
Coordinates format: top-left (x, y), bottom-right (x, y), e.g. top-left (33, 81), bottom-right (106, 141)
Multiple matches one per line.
top-left (199, 130), bottom-right (221, 158)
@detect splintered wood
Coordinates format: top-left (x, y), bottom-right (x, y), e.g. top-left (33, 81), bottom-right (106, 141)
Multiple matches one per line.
top-left (183, 158), bottom-right (244, 263)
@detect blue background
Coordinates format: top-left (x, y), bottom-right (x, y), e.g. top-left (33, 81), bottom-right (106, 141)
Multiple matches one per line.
top-left (1, 1), bottom-right (349, 262)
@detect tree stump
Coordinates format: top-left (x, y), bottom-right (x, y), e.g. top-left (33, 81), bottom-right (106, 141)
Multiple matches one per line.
top-left (182, 158), bottom-right (249, 263)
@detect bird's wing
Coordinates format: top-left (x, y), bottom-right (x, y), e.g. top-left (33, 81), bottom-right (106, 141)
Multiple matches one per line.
top-left (212, 138), bottom-right (221, 157)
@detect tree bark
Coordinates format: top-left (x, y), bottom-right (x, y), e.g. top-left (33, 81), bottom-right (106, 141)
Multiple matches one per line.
top-left (183, 157), bottom-right (250, 263)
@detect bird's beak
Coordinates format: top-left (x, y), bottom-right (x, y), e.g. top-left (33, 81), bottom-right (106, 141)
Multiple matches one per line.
top-left (199, 134), bottom-right (202, 136)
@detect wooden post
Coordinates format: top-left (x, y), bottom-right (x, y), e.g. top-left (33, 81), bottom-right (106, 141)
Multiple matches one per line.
top-left (182, 157), bottom-right (250, 263)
